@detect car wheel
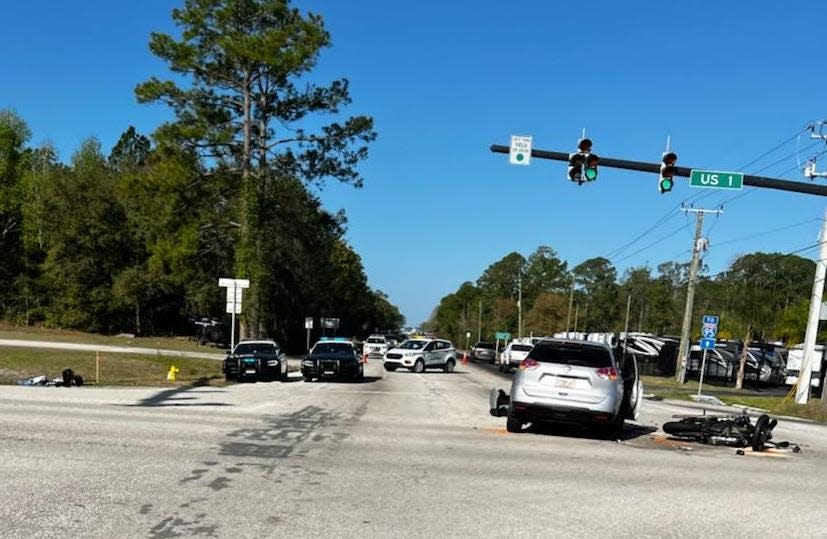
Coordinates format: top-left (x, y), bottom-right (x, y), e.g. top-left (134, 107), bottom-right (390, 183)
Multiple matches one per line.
top-left (443, 360), bottom-right (455, 373)
top-left (413, 359), bottom-right (425, 373)
top-left (506, 414), bottom-right (523, 433)
top-left (356, 366), bottom-right (364, 381)
top-left (302, 375), bottom-right (313, 382)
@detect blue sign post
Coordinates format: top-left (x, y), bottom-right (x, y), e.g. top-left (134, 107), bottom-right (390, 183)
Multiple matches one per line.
top-left (698, 315), bottom-right (719, 399)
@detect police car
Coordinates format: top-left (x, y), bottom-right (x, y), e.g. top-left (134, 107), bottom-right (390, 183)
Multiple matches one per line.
top-left (223, 340), bottom-right (288, 382)
top-left (302, 338), bottom-right (364, 382)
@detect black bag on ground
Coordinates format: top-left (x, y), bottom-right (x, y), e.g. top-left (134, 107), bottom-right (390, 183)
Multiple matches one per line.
top-left (62, 368), bottom-right (75, 387)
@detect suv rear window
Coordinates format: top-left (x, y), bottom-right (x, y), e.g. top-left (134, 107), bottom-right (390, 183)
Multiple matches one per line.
top-left (475, 342), bottom-right (495, 350)
top-left (511, 344), bottom-right (532, 352)
top-left (528, 342), bottom-right (612, 368)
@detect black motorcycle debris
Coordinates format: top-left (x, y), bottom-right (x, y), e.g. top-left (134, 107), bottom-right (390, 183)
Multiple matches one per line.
top-left (663, 412), bottom-right (798, 453)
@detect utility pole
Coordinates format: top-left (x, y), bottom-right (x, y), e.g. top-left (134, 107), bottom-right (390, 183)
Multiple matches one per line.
top-left (676, 207), bottom-right (723, 383)
top-left (622, 293), bottom-right (631, 366)
top-left (477, 299), bottom-right (482, 343)
top-left (573, 304), bottom-right (579, 336)
top-left (798, 209), bottom-right (827, 404)
top-left (517, 275), bottom-right (523, 339)
top-left (566, 276), bottom-right (575, 337)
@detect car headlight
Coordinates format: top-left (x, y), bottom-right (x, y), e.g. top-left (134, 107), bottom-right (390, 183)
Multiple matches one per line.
top-left (302, 360), bottom-right (315, 367)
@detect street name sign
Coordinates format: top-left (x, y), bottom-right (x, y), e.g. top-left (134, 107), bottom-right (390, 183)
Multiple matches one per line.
top-left (495, 331), bottom-right (511, 340)
top-left (689, 170), bottom-right (743, 190)
top-left (509, 135), bottom-right (532, 166)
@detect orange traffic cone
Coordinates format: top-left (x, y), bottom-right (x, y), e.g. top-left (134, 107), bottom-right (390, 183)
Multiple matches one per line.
top-left (461, 351), bottom-right (469, 365)
top-left (363, 352), bottom-right (369, 364)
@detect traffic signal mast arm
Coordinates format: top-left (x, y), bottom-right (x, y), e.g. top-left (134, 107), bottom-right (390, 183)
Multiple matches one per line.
top-left (489, 144), bottom-right (827, 197)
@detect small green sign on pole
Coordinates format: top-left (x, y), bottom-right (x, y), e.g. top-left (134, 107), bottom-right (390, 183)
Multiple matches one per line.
top-left (495, 331), bottom-right (511, 341)
top-left (689, 169), bottom-right (744, 190)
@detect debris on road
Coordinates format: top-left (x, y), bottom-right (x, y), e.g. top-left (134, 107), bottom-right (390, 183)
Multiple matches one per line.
top-left (17, 368), bottom-right (84, 387)
top-left (663, 412), bottom-right (792, 452)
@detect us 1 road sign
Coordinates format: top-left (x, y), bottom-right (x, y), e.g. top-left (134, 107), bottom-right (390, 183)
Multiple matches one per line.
top-left (509, 135), bottom-right (532, 165)
top-left (700, 338), bottom-right (716, 350)
top-left (689, 170), bottom-right (743, 190)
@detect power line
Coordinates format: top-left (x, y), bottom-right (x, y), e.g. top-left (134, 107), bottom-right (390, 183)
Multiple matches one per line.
top-left (611, 222), bottom-right (692, 264)
top-left (712, 218), bottom-right (821, 248)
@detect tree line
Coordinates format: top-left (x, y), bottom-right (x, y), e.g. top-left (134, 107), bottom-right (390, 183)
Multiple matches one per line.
top-left (426, 246), bottom-right (817, 347)
top-left (0, 0), bottom-right (404, 351)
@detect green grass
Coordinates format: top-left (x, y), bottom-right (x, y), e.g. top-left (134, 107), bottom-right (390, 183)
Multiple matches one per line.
top-left (0, 321), bottom-right (217, 353)
top-left (0, 347), bottom-right (225, 386)
top-left (642, 374), bottom-right (827, 424)
top-left (719, 396), bottom-right (827, 424)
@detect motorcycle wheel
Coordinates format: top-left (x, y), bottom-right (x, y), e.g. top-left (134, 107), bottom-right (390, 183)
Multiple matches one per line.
top-left (751, 415), bottom-right (771, 452)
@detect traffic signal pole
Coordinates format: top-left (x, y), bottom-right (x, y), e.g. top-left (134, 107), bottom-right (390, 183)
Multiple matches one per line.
top-left (489, 145), bottom-right (827, 196)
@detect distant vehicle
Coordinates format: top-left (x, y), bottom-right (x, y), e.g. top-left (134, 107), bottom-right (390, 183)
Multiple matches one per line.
top-left (383, 338), bottom-right (456, 373)
top-left (191, 317), bottom-right (228, 348)
top-left (785, 344), bottom-right (823, 390)
top-left (223, 340), bottom-right (287, 382)
top-left (687, 346), bottom-right (735, 380)
top-left (470, 341), bottom-right (496, 363)
top-left (302, 338), bottom-right (364, 382)
top-left (498, 341), bottom-right (533, 372)
top-left (505, 339), bottom-right (642, 439)
top-left (364, 335), bottom-right (390, 359)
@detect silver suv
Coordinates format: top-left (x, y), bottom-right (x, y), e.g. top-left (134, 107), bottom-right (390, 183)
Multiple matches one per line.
top-left (506, 339), bottom-right (642, 438)
top-left (384, 339), bottom-right (457, 373)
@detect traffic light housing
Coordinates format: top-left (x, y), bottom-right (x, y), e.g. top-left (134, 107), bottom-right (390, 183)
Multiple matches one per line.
top-left (569, 138), bottom-right (597, 184)
top-left (568, 153), bottom-right (585, 183)
top-left (659, 152), bottom-right (678, 193)
top-left (585, 153), bottom-right (599, 182)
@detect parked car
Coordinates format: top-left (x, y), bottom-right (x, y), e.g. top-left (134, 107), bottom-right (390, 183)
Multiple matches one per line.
top-left (498, 341), bottom-right (533, 372)
top-left (223, 340), bottom-right (288, 382)
top-left (302, 338), bottom-right (364, 382)
top-left (471, 341), bottom-right (497, 363)
top-left (506, 339), bottom-right (642, 439)
top-left (384, 338), bottom-right (457, 373)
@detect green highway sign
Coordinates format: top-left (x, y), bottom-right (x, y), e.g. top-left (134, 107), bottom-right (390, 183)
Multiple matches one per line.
top-left (495, 331), bottom-right (511, 340)
top-left (689, 169), bottom-right (744, 190)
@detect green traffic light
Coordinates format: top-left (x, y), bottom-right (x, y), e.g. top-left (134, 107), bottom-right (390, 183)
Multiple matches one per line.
top-left (659, 177), bottom-right (673, 193)
top-left (584, 167), bottom-right (598, 181)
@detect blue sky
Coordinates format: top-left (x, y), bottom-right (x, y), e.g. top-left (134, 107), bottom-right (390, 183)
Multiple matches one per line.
top-left (3, 0), bottom-right (827, 326)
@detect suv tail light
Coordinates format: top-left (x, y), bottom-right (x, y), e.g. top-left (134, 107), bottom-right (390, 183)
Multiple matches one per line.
top-left (519, 358), bottom-right (539, 370)
top-left (595, 367), bottom-right (618, 381)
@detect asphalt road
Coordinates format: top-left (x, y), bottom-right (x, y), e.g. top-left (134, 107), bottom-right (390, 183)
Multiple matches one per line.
top-left (2, 359), bottom-right (826, 538)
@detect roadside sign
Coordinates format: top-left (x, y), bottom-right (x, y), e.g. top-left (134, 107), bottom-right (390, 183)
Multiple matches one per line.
top-left (495, 331), bottom-right (511, 340)
top-left (689, 170), bottom-right (743, 190)
top-left (321, 317), bottom-right (340, 329)
top-left (465, 331), bottom-right (471, 339)
top-left (700, 338), bottom-right (716, 350)
top-left (225, 302), bottom-right (241, 314)
top-left (702, 315), bottom-right (719, 325)
top-left (509, 135), bottom-right (532, 166)
top-left (305, 317), bottom-right (314, 329)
